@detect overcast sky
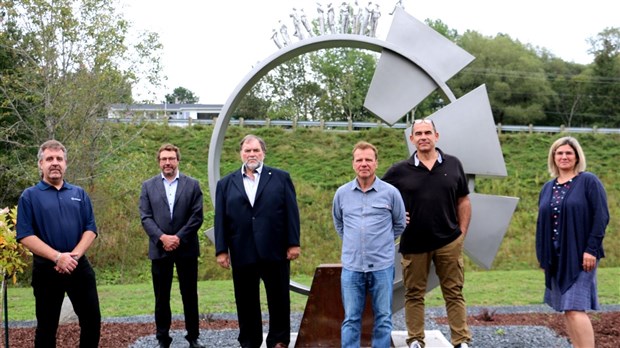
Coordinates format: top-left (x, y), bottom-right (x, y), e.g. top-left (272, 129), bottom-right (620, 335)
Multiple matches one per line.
top-left (121, 0), bottom-right (619, 104)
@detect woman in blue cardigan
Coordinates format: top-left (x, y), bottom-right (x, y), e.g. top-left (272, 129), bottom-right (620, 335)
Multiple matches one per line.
top-left (536, 136), bottom-right (609, 348)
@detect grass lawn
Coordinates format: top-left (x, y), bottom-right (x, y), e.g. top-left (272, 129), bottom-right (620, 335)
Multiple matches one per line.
top-left (4, 267), bottom-right (619, 321)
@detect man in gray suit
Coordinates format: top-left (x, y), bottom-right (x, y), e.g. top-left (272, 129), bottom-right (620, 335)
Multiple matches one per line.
top-left (139, 143), bottom-right (205, 348)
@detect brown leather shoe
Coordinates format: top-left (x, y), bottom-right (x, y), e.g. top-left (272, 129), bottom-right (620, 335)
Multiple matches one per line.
top-left (273, 343), bottom-right (288, 348)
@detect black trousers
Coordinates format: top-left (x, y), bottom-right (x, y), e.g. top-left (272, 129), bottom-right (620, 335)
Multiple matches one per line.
top-left (151, 256), bottom-right (200, 343)
top-left (32, 256), bottom-right (101, 348)
top-left (232, 260), bottom-right (291, 348)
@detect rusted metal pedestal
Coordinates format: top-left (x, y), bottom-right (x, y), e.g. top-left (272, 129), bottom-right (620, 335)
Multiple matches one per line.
top-left (295, 264), bottom-right (394, 347)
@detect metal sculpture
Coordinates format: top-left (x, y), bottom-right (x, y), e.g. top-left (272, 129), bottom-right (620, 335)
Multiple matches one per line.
top-left (206, 5), bottom-right (518, 314)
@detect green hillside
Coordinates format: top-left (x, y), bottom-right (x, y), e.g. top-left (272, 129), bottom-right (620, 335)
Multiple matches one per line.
top-left (25, 123), bottom-right (620, 285)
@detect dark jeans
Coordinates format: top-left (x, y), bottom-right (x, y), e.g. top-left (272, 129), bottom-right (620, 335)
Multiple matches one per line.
top-left (32, 256), bottom-right (101, 348)
top-left (232, 260), bottom-right (291, 348)
top-left (151, 256), bottom-right (200, 342)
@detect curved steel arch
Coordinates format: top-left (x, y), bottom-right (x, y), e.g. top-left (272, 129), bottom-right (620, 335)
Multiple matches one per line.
top-left (207, 34), bottom-right (456, 203)
top-left (208, 9), bottom-right (517, 313)
top-left (206, 34), bottom-right (457, 296)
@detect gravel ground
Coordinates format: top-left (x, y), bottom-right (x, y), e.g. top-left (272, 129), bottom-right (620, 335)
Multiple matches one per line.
top-left (126, 305), bottom-right (620, 347)
top-left (9, 304), bottom-right (617, 347)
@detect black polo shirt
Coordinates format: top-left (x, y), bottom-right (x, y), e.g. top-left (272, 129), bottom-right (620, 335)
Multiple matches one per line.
top-left (382, 148), bottom-right (469, 253)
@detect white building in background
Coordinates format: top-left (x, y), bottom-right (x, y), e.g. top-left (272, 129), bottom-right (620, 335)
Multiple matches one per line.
top-left (108, 103), bottom-right (223, 120)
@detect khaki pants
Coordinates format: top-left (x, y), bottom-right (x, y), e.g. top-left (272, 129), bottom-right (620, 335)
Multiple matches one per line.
top-left (401, 234), bottom-right (471, 347)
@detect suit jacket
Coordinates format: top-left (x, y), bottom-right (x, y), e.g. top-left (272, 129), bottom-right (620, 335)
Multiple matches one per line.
top-left (140, 173), bottom-right (204, 260)
top-left (214, 165), bottom-right (300, 267)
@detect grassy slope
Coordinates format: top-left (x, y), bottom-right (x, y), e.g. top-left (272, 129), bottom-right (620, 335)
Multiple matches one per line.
top-left (122, 125), bottom-right (616, 277)
top-left (6, 124), bottom-right (619, 319)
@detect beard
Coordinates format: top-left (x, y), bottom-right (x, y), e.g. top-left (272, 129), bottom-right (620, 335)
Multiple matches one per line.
top-left (244, 160), bottom-right (262, 172)
top-left (162, 167), bottom-right (177, 179)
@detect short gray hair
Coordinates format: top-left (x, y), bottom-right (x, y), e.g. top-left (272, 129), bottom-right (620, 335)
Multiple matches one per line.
top-left (38, 140), bottom-right (67, 161)
top-left (239, 134), bottom-right (267, 153)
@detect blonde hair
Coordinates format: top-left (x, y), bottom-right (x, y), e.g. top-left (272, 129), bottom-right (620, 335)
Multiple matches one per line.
top-left (547, 136), bottom-right (586, 177)
top-left (352, 141), bottom-right (378, 160)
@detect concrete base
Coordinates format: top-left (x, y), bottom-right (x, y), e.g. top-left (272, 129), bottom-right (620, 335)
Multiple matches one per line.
top-left (261, 330), bottom-right (452, 348)
top-left (392, 330), bottom-right (453, 348)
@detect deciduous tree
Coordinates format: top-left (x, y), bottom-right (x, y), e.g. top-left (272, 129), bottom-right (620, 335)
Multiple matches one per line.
top-left (585, 27), bottom-right (620, 126)
top-left (164, 86), bottom-right (199, 104)
top-left (0, 0), bottom-right (163, 206)
top-left (454, 31), bottom-right (553, 125)
top-left (541, 57), bottom-right (588, 127)
top-left (310, 48), bottom-right (376, 122)
top-left (233, 84), bottom-right (271, 120)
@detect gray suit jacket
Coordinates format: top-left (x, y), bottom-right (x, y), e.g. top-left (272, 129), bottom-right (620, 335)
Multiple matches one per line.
top-left (139, 173), bottom-right (204, 259)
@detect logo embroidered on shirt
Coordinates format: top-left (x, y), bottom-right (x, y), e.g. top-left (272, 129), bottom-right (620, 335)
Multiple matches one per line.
top-left (71, 197), bottom-right (82, 201)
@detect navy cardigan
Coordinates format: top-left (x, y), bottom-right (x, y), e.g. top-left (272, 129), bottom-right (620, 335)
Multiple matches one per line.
top-left (536, 172), bottom-right (608, 294)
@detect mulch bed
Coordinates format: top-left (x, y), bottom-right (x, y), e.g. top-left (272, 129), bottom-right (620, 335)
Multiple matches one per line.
top-left (4, 318), bottom-right (236, 347)
top-left (4, 311), bottom-right (619, 347)
top-left (436, 310), bottom-right (620, 348)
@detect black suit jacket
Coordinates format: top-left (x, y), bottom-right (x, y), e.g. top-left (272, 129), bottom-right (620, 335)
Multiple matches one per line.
top-left (140, 173), bottom-right (204, 260)
top-left (214, 165), bottom-right (300, 267)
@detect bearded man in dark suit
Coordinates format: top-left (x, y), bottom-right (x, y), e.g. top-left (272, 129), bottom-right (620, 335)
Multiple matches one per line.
top-left (140, 143), bottom-right (205, 348)
top-left (215, 134), bottom-right (301, 348)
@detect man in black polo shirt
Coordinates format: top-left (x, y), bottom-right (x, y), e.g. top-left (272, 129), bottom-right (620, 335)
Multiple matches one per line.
top-left (383, 119), bottom-right (472, 348)
top-left (16, 140), bottom-right (101, 347)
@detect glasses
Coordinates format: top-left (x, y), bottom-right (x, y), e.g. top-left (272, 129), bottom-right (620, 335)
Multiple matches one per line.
top-left (159, 157), bottom-right (178, 162)
top-left (414, 119), bottom-right (433, 124)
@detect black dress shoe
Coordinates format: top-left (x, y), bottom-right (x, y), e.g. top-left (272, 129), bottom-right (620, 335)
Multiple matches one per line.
top-left (158, 340), bottom-right (171, 348)
top-left (187, 339), bottom-right (205, 348)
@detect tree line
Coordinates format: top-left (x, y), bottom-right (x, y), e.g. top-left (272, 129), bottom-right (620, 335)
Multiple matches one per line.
top-left (235, 20), bottom-right (620, 128)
